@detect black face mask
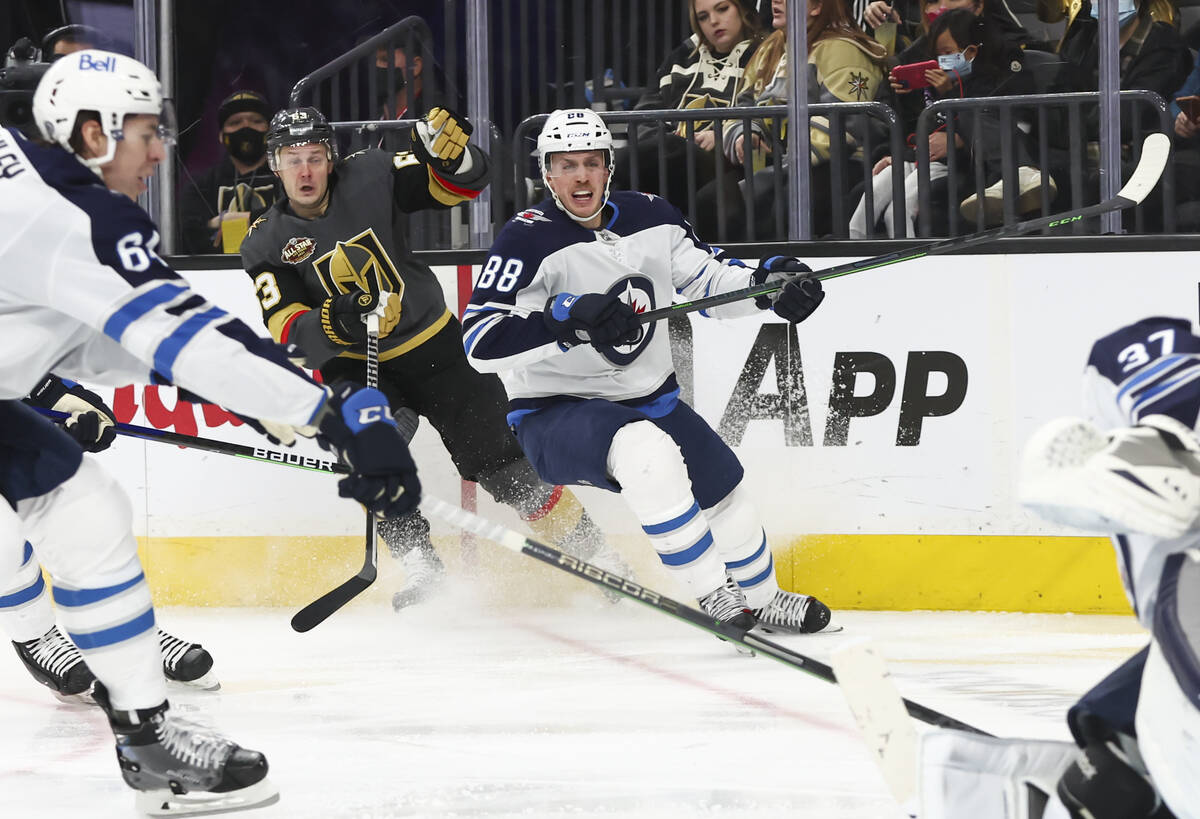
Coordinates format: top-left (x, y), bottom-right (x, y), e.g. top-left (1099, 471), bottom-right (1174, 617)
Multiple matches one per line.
top-left (222, 126), bottom-right (267, 165)
top-left (373, 66), bottom-right (407, 111)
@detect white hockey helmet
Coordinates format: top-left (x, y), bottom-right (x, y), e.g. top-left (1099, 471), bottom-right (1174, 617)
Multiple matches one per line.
top-left (536, 108), bottom-right (614, 223)
top-left (33, 49), bottom-right (175, 171)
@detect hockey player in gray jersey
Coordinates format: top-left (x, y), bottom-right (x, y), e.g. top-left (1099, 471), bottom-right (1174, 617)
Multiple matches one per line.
top-left (464, 108), bottom-right (834, 636)
top-left (240, 105), bottom-right (627, 610)
top-left (0, 50), bottom-right (420, 815)
top-left (909, 315), bottom-right (1200, 819)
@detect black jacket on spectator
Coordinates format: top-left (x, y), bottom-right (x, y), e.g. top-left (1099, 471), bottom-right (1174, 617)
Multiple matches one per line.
top-left (1059, 14), bottom-right (1192, 139)
top-left (178, 154), bottom-right (280, 255)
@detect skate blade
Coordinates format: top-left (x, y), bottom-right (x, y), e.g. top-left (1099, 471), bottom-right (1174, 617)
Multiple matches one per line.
top-left (754, 622), bottom-right (845, 636)
top-left (135, 777), bottom-right (279, 816)
top-left (52, 683), bottom-right (97, 706)
top-left (168, 671), bottom-right (221, 691)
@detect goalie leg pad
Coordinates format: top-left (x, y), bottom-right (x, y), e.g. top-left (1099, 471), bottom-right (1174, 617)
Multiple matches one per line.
top-left (919, 730), bottom-right (1078, 819)
top-left (1135, 550), bottom-right (1200, 818)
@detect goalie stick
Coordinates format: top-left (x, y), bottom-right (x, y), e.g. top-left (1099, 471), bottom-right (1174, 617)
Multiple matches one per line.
top-left (418, 495), bottom-right (989, 735)
top-left (291, 311), bottom-right (383, 633)
top-left (637, 132), bottom-right (1170, 324)
top-left (50, 403), bottom-right (988, 732)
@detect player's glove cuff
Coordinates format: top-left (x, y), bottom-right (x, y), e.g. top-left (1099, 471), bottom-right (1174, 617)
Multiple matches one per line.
top-left (413, 106), bottom-right (473, 174)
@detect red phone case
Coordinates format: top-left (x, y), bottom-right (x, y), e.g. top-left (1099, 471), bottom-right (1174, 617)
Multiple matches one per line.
top-left (891, 60), bottom-right (938, 90)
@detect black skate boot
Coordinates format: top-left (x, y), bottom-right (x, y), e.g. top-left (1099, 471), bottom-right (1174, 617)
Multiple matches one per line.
top-left (12, 625), bottom-right (96, 703)
top-left (752, 589), bottom-right (836, 634)
top-left (698, 579), bottom-right (757, 655)
top-left (158, 628), bottom-right (220, 690)
top-left (94, 685), bottom-right (278, 816)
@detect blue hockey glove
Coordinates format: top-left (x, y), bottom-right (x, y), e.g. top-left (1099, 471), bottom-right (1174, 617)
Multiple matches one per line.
top-left (751, 256), bottom-right (825, 324)
top-left (543, 292), bottom-right (642, 348)
top-left (315, 381), bottom-right (421, 517)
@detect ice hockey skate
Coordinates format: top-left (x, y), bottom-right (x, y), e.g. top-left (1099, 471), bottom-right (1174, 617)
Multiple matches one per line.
top-left (391, 544), bottom-right (445, 611)
top-left (95, 685), bottom-right (279, 816)
top-left (158, 628), bottom-right (220, 690)
top-left (12, 625), bottom-right (95, 703)
top-left (752, 589), bottom-right (836, 635)
top-left (698, 579), bottom-right (757, 655)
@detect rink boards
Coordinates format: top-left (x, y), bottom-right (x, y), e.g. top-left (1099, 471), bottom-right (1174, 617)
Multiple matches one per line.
top-left (93, 252), bottom-right (1194, 613)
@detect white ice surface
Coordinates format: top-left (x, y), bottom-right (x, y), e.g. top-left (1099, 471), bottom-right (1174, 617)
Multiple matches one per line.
top-left (0, 587), bottom-right (1148, 819)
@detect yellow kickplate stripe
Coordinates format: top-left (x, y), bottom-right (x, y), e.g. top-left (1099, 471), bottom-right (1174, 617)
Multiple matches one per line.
top-left (773, 534), bottom-right (1129, 614)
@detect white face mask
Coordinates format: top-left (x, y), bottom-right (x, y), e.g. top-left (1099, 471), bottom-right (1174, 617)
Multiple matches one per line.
top-left (1089, 0), bottom-right (1138, 27)
top-left (937, 50), bottom-right (973, 77)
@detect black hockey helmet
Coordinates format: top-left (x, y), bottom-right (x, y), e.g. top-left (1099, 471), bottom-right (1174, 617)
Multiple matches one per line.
top-left (266, 106), bottom-right (339, 171)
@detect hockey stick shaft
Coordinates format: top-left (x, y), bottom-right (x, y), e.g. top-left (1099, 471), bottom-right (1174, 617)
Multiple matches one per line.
top-left (34, 407), bottom-right (347, 475)
top-left (638, 132), bottom-right (1170, 324)
top-left (419, 495), bottom-right (989, 735)
top-left (291, 312), bottom-right (383, 632)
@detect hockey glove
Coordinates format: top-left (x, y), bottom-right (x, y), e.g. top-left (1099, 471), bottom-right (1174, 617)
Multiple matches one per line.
top-left (543, 292), bottom-right (642, 348)
top-left (315, 381), bottom-right (421, 518)
top-left (751, 257), bottom-right (825, 324)
top-left (320, 289), bottom-right (402, 345)
top-left (412, 106), bottom-right (473, 174)
top-left (26, 378), bottom-right (117, 453)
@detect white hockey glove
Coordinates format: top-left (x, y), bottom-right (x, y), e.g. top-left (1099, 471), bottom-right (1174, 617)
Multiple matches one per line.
top-left (412, 106), bottom-right (473, 175)
top-left (1020, 415), bottom-right (1200, 539)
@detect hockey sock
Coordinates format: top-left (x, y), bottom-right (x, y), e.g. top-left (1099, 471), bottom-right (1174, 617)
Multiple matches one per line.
top-left (52, 555), bottom-right (165, 710)
top-left (705, 485), bottom-right (779, 610)
top-left (377, 510), bottom-right (436, 559)
top-left (608, 421), bottom-right (725, 597)
top-left (0, 542), bottom-right (56, 643)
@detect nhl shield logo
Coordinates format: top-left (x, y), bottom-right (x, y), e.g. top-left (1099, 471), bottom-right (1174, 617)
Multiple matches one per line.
top-left (281, 236), bottom-right (316, 264)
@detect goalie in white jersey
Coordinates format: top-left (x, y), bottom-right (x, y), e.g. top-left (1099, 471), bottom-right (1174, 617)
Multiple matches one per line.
top-left (463, 108), bottom-right (833, 635)
top-left (0, 51), bottom-right (420, 815)
top-left (914, 316), bottom-right (1200, 819)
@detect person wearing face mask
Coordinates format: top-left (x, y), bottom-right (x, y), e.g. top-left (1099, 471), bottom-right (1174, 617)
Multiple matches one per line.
top-left (178, 90), bottom-right (281, 254)
top-left (860, 0), bottom-right (1030, 57)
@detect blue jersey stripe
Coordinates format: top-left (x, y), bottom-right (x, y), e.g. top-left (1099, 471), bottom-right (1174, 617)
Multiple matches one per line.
top-left (659, 531), bottom-right (714, 566)
top-left (1130, 367), bottom-right (1200, 418)
top-left (102, 282), bottom-right (188, 342)
top-left (152, 306), bottom-right (228, 383)
top-left (464, 313), bottom-right (503, 355)
top-left (1117, 354), bottom-right (1190, 402)
top-left (643, 501), bottom-right (700, 535)
top-left (0, 572), bottom-right (45, 609)
top-left (21, 541), bottom-right (32, 567)
top-left (52, 571), bottom-right (146, 607)
top-left (68, 607), bottom-right (156, 650)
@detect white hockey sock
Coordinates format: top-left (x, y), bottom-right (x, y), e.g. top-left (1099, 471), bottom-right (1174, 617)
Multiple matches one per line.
top-left (608, 421), bottom-right (726, 597)
top-left (706, 485), bottom-right (780, 610)
top-left (52, 557), bottom-right (165, 710)
top-left (0, 542), bottom-right (56, 643)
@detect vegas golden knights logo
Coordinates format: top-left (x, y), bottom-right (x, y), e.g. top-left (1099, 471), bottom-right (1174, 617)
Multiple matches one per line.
top-left (312, 228), bottom-right (406, 301)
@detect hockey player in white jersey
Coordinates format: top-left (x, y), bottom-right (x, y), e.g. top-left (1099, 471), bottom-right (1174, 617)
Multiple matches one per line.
top-left (910, 315), bottom-right (1200, 819)
top-left (463, 108), bottom-right (833, 635)
top-left (0, 50), bottom-right (420, 815)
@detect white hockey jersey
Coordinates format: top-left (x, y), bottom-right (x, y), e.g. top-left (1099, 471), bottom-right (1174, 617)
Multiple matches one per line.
top-left (463, 192), bottom-right (760, 416)
top-left (0, 127), bottom-right (323, 425)
top-left (1081, 315), bottom-right (1200, 626)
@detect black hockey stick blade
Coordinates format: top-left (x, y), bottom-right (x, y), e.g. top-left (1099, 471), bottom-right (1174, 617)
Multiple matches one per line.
top-left (290, 514), bottom-right (379, 632)
top-left (419, 495), bottom-right (989, 735)
top-left (638, 132), bottom-right (1171, 324)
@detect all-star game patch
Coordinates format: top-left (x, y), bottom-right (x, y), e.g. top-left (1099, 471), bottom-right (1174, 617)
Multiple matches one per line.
top-left (281, 237), bottom-right (316, 264)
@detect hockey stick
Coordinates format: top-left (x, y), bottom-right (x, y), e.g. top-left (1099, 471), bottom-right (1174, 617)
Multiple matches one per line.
top-left (34, 408), bottom-right (346, 475)
top-left (418, 494), bottom-right (989, 735)
top-left (290, 312), bottom-right (383, 633)
top-left (637, 132), bottom-right (1170, 324)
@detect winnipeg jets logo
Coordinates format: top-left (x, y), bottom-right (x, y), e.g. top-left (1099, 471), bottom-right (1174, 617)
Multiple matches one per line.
top-left (514, 208), bottom-right (552, 225)
top-left (599, 275), bottom-right (655, 366)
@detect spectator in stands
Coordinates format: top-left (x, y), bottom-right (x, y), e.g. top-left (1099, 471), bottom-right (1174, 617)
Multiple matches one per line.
top-left (40, 24), bottom-right (113, 59)
top-left (178, 90), bottom-right (280, 254)
top-left (1167, 55), bottom-right (1200, 230)
top-left (696, 0), bottom-right (887, 240)
top-left (1037, 0), bottom-right (1178, 39)
top-left (611, 0), bottom-right (765, 210)
top-left (861, 0), bottom-right (1029, 56)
